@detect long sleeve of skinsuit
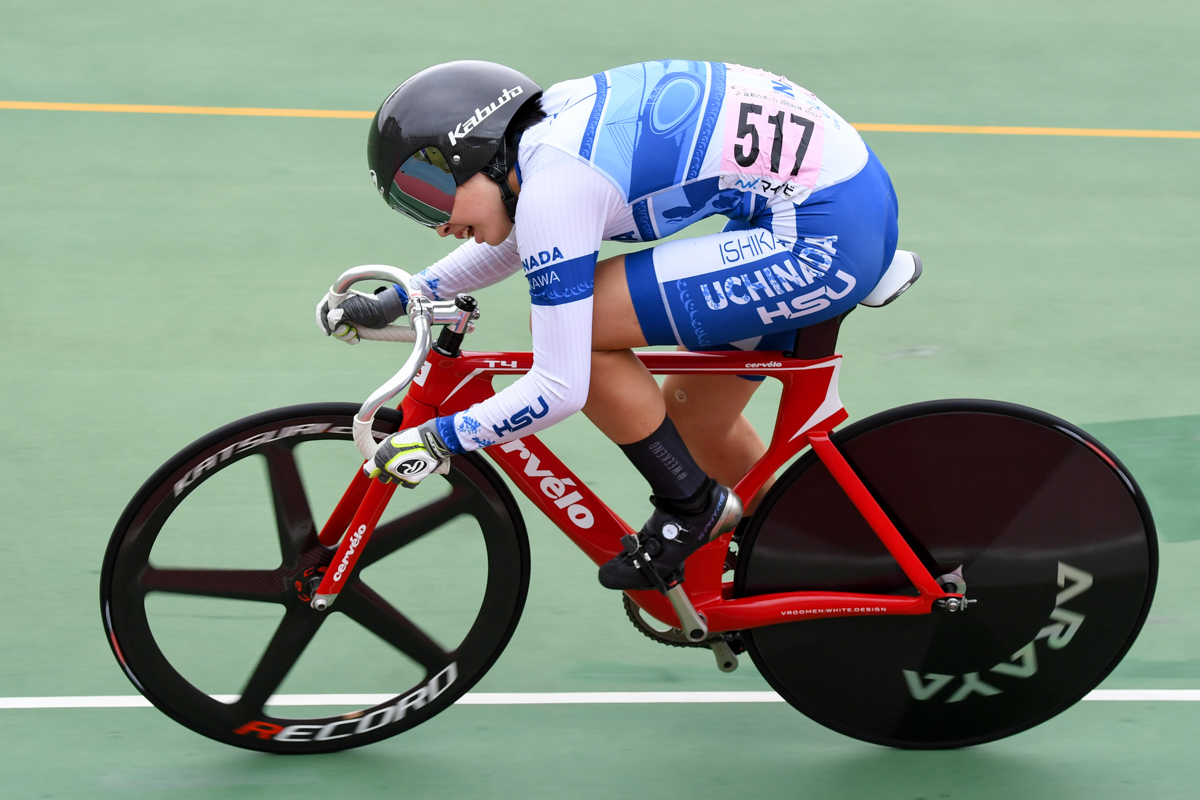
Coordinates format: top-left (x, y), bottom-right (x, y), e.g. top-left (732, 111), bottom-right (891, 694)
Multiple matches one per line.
top-left (410, 234), bottom-right (522, 300)
top-left (413, 148), bottom-right (625, 454)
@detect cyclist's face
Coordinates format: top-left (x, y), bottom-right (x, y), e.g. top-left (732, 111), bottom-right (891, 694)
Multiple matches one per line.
top-left (436, 172), bottom-right (513, 246)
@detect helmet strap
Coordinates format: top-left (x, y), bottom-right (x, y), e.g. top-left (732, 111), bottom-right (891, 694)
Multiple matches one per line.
top-left (481, 137), bottom-right (520, 222)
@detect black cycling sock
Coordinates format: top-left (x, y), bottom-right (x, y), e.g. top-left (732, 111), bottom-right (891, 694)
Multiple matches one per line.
top-left (618, 415), bottom-right (709, 505)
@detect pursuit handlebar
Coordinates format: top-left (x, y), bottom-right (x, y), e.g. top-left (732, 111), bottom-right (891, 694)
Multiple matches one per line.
top-left (325, 265), bottom-right (477, 461)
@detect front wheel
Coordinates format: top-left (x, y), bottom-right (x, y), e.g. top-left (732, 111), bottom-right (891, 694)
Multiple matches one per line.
top-left (735, 400), bottom-right (1157, 749)
top-left (101, 403), bottom-right (530, 753)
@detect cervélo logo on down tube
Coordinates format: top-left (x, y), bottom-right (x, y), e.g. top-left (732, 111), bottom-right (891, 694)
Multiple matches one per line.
top-left (500, 438), bottom-right (593, 529)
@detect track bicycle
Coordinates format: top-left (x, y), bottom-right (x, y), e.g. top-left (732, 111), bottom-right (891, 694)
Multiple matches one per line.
top-left (101, 255), bottom-right (1157, 753)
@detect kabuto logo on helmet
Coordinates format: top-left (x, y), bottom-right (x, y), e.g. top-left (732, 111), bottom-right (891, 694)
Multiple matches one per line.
top-left (448, 86), bottom-right (524, 146)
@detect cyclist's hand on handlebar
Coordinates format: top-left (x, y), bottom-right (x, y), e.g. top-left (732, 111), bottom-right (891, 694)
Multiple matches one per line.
top-left (316, 284), bottom-right (409, 345)
top-left (365, 421), bottom-right (452, 488)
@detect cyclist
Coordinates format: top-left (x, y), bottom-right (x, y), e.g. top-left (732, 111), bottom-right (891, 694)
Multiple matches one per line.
top-left (318, 59), bottom-right (899, 591)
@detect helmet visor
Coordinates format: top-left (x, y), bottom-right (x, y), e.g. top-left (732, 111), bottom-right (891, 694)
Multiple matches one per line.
top-left (387, 147), bottom-right (456, 226)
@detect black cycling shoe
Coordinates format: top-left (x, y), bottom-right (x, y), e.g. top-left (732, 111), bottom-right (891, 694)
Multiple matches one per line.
top-left (598, 483), bottom-right (742, 591)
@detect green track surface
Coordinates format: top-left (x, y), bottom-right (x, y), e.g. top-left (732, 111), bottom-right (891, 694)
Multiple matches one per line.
top-left (2, 1), bottom-right (1198, 797)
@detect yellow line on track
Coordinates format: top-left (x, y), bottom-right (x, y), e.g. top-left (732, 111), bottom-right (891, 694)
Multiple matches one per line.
top-left (2, 101), bottom-right (1199, 138)
top-left (855, 122), bottom-right (1200, 139)
top-left (0, 100), bottom-right (373, 119)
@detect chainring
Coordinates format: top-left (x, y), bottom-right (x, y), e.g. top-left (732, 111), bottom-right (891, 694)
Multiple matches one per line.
top-left (619, 594), bottom-right (710, 652)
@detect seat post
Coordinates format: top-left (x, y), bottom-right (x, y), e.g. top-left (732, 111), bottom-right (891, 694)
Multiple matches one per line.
top-left (785, 310), bottom-right (853, 360)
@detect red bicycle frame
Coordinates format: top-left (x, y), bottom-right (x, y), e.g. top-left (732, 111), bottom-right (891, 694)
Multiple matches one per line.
top-left (311, 348), bottom-right (952, 631)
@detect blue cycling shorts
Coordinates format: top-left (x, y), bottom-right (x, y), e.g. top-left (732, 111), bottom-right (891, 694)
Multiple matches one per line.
top-left (626, 147), bottom-right (899, 355)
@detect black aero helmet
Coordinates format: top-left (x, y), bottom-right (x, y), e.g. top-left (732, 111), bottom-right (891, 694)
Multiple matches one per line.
top-left (367, 60), bottom-right (543, 226)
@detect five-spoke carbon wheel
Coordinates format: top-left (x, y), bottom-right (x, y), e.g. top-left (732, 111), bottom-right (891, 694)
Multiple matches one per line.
top-left (735, 400), bottom-right (1157, 749)
top-left (101, 403), bottom-right (529, 753)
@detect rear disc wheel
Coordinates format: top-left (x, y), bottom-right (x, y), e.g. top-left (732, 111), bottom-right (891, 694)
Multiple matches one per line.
top-left (735, 400), bottom-right (1157, 748)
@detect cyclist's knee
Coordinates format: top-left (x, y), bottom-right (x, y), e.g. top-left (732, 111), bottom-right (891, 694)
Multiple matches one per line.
top-left (663, 377), bottom-right (694, 423)
top-left (665, 374), bottom-right (758, 419)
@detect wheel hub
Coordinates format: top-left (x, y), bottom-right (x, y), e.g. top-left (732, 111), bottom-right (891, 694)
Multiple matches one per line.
top-left (292, 565), bottom-right (327, 604)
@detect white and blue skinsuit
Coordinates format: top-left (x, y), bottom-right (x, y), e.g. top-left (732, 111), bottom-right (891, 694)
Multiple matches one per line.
top-left (412, 60), bottom-right (899, 454)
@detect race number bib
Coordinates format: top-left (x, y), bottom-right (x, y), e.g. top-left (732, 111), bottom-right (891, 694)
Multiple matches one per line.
top-left (720, 66), bottom-right (826, 203)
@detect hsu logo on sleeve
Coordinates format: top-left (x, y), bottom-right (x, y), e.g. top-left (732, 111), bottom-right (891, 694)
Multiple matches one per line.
top-left (492, 397), bottom-right (550, 437)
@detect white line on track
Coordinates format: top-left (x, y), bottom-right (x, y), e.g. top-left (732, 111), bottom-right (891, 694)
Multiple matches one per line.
top-left (1, 690), bottom-right (1199, 710)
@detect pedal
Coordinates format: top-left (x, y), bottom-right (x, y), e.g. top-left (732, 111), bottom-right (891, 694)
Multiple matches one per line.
top-left (620, 533), bottom-right (672, 595)
top-left (621, 534), bottom-right (708, 641)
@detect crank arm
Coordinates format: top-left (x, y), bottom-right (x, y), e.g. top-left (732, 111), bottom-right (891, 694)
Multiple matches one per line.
top-left (665, 584), bottom-right (709, 643)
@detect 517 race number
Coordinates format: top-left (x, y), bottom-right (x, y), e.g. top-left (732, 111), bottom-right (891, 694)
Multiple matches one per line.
top-left (733, 102), bottom-right (816, 178)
